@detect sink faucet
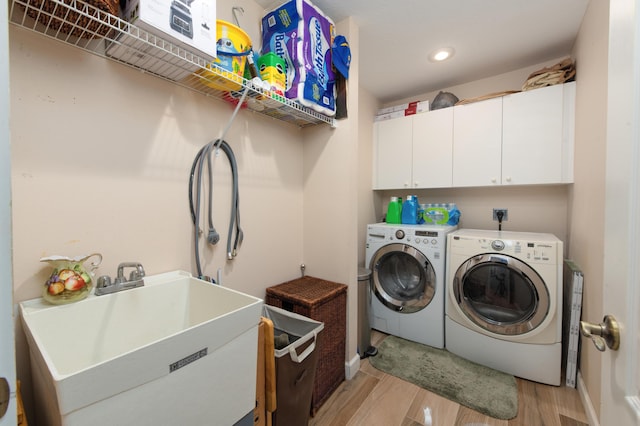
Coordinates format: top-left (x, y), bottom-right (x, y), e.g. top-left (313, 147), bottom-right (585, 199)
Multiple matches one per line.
top-left (95, 262), bottom-right (145, 296)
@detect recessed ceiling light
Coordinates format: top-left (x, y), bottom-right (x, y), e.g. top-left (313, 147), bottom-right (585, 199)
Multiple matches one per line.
top-left (429, 47), bottom-right (455, 62)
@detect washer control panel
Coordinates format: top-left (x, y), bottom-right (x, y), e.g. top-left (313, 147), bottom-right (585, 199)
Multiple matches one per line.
top-left (367, 224), bottom-right (450, 249)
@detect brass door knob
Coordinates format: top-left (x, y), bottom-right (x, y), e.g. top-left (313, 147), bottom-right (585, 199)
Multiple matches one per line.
top-left (580, 314), bottom-right (620, 352)
top-left (0, 378), bottom-right (8, 418)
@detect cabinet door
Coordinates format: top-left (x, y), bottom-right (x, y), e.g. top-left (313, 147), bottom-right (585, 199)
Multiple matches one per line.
top-left (412, 108), bottom-right (453, 188)
top-left (373, 116), bottom-right (413, 189)
top-left (502, 83), bottom-right (571, 184)
top-left (452, 97), bottom-right (503, 187)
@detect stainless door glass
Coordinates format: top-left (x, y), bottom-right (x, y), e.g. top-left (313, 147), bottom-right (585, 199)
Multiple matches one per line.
top-left (372, 244), bottom-right (435, 313)
top-left (453, 254), bottom-right (549, 335)
top-left (463, 263), bottom-right (536, 324)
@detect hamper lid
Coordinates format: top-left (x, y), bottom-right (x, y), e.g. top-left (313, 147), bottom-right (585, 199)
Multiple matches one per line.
top-left (266, 276), bottom-right (347, 307)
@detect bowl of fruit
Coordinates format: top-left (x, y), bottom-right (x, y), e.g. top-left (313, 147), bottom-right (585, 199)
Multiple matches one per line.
top-left (41, 253), bottom-right (102, 304)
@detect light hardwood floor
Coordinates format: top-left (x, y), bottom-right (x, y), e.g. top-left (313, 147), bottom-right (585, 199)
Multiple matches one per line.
top-left (310, 331), bottom-right (589, 426)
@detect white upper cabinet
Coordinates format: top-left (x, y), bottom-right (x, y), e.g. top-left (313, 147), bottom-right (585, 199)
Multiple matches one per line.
top-left (412, 108), bottom-right (454, 188)
top-left (373, 108), bottom-right (453, 190)
top-left (373, 82), bottom-right (576, 190)
top-left (502, 82), bottom-right (575, 185)
top-left (373, 115), bottom-right (413, 190)
top-left (452, 97), bottom-right (503, 187)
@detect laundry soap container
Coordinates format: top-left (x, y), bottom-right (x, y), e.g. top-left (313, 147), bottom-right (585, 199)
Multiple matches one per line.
top-left (262, 305), bottom-right (324, 426)
top-left (386, 197), bottom-right (402, 224)
top-left (402, 195), bottom-right (419, 224)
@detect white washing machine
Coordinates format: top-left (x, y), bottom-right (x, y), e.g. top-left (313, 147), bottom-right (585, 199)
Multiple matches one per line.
top-left (366, 223), bottom-right (457, 348)
top-left (445, 229), bottom-right (563, 385)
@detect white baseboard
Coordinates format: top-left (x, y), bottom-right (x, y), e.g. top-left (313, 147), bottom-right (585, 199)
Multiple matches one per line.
top-left (577, 370), bottom-right (600, 426)
top-left (345, 354), bottom-right (360, 380)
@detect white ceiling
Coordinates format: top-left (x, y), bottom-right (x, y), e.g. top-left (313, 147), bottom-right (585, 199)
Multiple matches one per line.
top-left (254, 0), bottom-right (590, 102)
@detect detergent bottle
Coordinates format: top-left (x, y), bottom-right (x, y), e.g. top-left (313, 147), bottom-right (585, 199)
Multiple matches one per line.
top-left (401, 195), bottom-right (419, 224)
top-left (386, 197), bottom-right (402, 224)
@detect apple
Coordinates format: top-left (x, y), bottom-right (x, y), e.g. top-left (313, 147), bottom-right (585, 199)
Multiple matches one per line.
top-left (58, 269), bottom-right (76, 281)
top-left (64, 275), bottom-right (86, 291)
top-left (48, 282), bottom-right (65, 295)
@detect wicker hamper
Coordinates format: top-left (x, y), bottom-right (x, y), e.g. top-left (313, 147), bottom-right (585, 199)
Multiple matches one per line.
top-left (265, 276), bottom-right (347, 416)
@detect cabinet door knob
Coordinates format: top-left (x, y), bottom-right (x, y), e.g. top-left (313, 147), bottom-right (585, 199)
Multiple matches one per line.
top-left (505, 176), bottom-right (512, 182)
top-left (491, 177), bottom-right (497, 183)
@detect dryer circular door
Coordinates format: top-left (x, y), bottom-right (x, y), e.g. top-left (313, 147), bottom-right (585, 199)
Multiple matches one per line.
top-left (452, 253), bottom-right (550, 335)
top-left (370, 243), bottom-right (436, 313)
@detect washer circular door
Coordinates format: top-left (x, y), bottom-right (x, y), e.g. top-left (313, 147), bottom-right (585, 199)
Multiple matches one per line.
top-left (452, 253), bottom-right (550, 335)
top-left (370, 243), bottom-right (436, 313)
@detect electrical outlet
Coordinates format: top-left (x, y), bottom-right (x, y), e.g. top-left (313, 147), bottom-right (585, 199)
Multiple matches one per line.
top-left (493, 208), bottom-right (508, 221)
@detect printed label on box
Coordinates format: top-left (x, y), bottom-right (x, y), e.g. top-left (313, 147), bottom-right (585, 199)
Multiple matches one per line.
top-left (124, 0), bottom-right (217, 60)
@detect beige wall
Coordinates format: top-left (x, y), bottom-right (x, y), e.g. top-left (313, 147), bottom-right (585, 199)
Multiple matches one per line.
top-left (11, 1), bottom-right (369, 419)
top-left (377, 186), bottom-right (569, 244)
top-left (10, 28), bottom-right (306, 298)
top-left (301, 17), bottom-right (361, 367)
top-left (570, 0), bottom-right (609, 419)
top-left (388, 57), bottom-right (571, 111)
top-left (10, 0), bottom-right (317, 418)
top-left (357, 87), bottom-right (379, 266)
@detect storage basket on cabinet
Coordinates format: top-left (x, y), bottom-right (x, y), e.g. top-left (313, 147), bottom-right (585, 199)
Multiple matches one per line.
top-left (265, 276), bottom-right (347, 416)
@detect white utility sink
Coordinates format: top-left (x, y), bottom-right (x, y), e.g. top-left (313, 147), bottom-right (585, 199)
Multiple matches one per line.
top-left (20, 270), bottom-right (263, 426)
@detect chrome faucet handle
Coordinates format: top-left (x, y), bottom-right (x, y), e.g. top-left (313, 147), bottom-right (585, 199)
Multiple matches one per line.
top-left (116, 262), bottom-right (145, 282)
top-left (96, 275), bottom-right (112, 288)
top-left (95, 263), bottom-right (145, 296)
top-left (128, 264), bottom-right (145, 281)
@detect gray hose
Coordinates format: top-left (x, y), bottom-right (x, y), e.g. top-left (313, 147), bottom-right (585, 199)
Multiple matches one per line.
top-left (190, 87), bottom-right (248, 277)
top-left (216, 141), bottom-right (242, 260)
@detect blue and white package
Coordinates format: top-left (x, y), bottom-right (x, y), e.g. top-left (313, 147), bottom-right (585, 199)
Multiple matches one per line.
top-left (260, 0), bottom-right (336, 116)
top-left (422, 203), bottom-right (461, 226)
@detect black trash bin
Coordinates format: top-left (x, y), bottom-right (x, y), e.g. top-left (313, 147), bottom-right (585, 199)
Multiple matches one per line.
top-left (262, 305), bottom-right (324, 426)
top-left (358, 267), bottom-right (377, 358)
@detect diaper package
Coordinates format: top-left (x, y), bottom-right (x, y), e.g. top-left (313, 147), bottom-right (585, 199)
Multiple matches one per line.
top-left (260, 0), bottom-right (336, 116)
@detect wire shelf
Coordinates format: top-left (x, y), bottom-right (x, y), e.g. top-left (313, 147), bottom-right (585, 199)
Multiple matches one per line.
top-left (8, 0), bottom-right (336, 128)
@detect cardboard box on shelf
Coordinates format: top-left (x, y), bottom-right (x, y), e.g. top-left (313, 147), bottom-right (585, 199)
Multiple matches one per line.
top-left (106, 0), bottom-right (217, 81)
top-left (121, 0), bottom-right (216, 56)
top-left (376, 100), bottom-right (429, 116)
top-left (374, 101), bottom-right (430, 121)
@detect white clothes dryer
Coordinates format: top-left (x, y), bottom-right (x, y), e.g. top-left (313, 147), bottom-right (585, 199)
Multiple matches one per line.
top-left (445, 229), bottom-right (563, 385)
top-left (366, 223), bottom-right (457, 348)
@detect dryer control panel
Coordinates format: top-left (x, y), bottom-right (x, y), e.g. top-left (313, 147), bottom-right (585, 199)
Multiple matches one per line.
top-left (485, 239), bottom-right (556, 262)
top-left (449, 229), bottom-right (561, 265)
